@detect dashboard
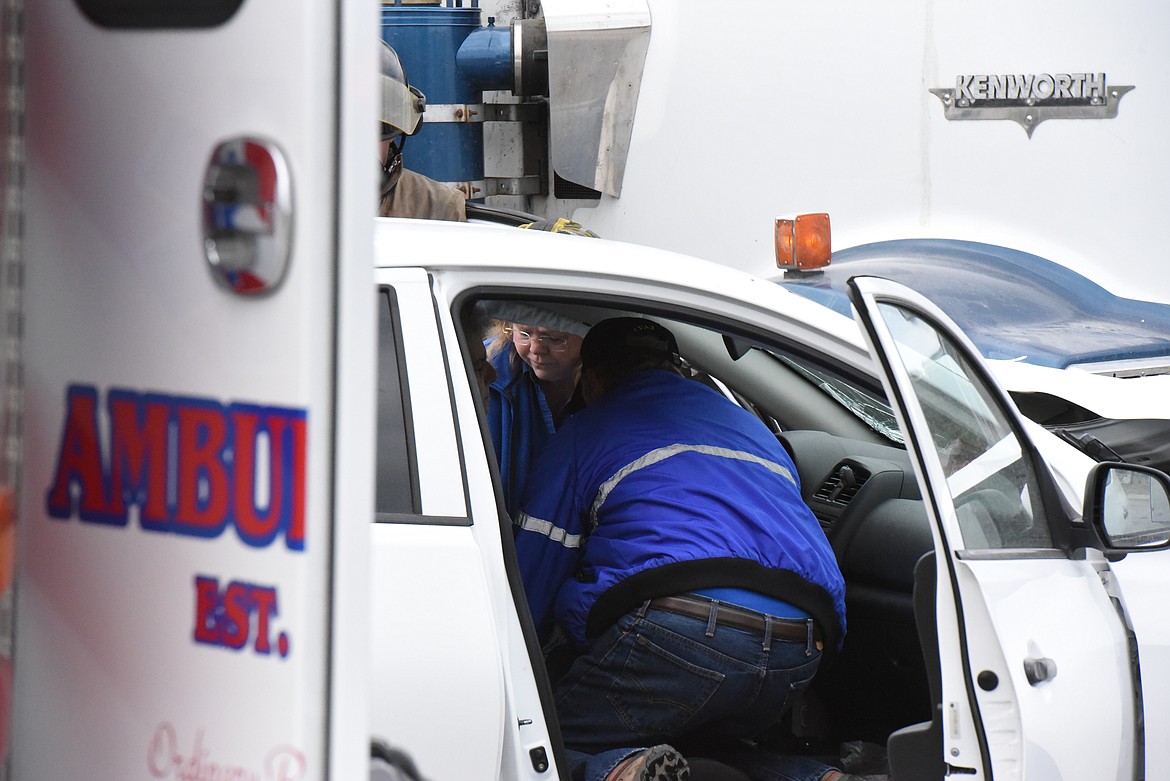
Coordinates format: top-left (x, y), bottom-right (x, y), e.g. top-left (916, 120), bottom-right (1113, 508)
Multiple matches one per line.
top-left (777, 429), bottom-right (935, 743)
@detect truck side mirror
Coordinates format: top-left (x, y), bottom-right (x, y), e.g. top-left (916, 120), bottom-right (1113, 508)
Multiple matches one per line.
top-left (1084, 463), bottom-right (1170, 552)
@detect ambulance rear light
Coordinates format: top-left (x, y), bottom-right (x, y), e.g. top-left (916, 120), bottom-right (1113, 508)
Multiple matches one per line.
top-left (775, 213), bottom-right (831, 271)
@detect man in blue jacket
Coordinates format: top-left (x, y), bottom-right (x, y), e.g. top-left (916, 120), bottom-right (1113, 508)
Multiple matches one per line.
top-left (514, 318), bottom-right (851, 781)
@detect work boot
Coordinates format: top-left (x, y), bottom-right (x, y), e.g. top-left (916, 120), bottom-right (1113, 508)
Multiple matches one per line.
top-left (606, 744), bottom-right (690, 781)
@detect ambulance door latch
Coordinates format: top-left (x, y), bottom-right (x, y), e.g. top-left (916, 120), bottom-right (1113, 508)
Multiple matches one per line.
top-left (202, 137), bottom-right (293, 296)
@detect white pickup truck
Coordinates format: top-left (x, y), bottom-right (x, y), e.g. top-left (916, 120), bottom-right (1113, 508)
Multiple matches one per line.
top-left (363, 217), bottom-right (1170, 781)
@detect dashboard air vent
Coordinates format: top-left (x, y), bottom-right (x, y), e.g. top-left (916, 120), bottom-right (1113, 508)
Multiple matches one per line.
top-left (813, 463), bottom-right (870, 506)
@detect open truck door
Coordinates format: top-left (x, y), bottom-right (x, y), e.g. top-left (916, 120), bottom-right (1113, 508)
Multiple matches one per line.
top-left (848, 276), bottom-right (1169, 780)
top-left (14, 1), bottom-right (375, 777)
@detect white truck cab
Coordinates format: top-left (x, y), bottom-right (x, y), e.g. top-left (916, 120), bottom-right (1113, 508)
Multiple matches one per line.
top-left (6, 2), bottom-right (1170, 781)
top-left (362, 218), bottom-right (1170, 781)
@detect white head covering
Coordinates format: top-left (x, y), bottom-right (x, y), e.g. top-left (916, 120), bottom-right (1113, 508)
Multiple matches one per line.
top-left (477, 301), bottom-right (589, 337)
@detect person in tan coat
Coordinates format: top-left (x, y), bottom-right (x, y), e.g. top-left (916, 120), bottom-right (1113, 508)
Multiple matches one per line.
top-left (377, 41), bottom-right (466, 222)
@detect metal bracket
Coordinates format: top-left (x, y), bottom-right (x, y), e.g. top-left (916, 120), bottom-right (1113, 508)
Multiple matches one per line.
top-left (424, 103), bottom-right (485, 123)
top-left (484, 176), bottom-right (543, 197)
top-left (445, 177), bottom-right (544, 199)
top-left (483, 102), bottom-right (545, 123)
top-left (425, 102), bottom-right (544, 125)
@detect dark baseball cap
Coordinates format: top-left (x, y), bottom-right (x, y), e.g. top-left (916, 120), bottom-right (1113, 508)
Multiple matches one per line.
top-left (580, 317), bottom-right (679, 370)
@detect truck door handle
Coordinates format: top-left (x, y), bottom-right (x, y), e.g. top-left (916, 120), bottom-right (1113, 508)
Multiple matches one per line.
top-left (1023, 657), bottom-right (1057, 686)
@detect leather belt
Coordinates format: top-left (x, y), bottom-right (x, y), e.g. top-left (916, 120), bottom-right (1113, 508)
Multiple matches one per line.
top-left (648, 594), bottom-right (823, 647)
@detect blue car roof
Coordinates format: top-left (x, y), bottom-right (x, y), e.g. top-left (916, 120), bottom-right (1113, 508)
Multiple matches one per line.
top-left (778, 239), bottom-right (1170, 369)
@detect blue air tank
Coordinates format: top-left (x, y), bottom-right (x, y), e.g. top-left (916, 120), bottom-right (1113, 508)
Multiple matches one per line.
top-left (382, 1), bottom-right (484, 191)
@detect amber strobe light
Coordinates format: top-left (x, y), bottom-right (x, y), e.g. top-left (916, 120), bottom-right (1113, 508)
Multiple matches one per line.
top-left (775, 213), bottom-right (831, 270)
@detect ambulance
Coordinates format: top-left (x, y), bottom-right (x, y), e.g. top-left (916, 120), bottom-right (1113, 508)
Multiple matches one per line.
top-left (6, 3), bottom-right (1170, 781)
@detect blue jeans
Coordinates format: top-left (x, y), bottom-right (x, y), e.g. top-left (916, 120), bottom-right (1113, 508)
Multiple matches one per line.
top-left (554, 602), bottom-right (836, 781)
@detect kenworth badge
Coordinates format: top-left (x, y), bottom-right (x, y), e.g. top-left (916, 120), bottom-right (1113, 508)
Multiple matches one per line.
top-left (930, 72), bottom-right (1134, 137)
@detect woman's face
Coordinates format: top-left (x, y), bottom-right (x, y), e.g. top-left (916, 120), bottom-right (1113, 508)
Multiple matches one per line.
top-left (510, 323), bottom-right (583, 385)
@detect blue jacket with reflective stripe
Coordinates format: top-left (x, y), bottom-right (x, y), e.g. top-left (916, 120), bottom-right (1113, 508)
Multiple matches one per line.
top-left (488, 347), bottom-right (560, 516)
top-left (515, 370), bottom-right (846, 651)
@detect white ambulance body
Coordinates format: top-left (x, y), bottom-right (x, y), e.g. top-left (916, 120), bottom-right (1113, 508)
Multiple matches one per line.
top-left (8, 2), bottom-right (1170, 781)
top-left (14, 0), bottom-right (376, 778)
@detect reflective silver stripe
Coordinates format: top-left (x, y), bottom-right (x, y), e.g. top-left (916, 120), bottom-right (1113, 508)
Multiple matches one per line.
top-left (515, 512), bottom-right (583, 549)
top-left (588, 444), bottom-right (796, 529)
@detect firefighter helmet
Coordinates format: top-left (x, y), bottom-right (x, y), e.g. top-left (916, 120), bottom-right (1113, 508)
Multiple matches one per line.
top-left (380, 41), bottom-right (425, 195)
